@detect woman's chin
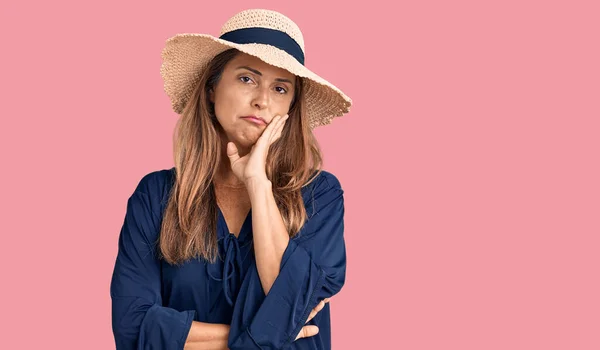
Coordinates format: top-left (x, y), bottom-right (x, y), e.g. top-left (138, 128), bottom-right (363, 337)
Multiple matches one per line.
top-left (228, 137), bottom-right (255, 153)
top-left (237, 131), bottom-right (261, 144)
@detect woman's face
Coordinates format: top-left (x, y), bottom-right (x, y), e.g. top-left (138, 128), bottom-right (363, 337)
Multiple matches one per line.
top-left (210, 52), bottom-right (296, 149)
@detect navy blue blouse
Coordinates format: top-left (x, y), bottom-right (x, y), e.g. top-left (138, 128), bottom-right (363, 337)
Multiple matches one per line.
top-left (110, 167), bottom-right (346, 349)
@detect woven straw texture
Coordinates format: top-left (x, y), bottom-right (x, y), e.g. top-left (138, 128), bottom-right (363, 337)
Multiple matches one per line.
top-left (160, 9), bottom-right (352, 129)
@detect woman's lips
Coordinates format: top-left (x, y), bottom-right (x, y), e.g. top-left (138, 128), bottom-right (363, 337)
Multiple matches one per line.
top-left (241, 116), bottom-right (267, 125)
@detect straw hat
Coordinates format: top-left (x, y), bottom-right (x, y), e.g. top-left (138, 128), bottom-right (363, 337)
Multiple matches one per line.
top-left (159, 9), bottom-right (352, 129)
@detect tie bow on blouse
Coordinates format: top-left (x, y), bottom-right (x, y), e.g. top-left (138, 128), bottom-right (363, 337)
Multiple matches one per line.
top-left (205, 208), bottom-right (254, 309)
top-left (206, 233), bottom-right (253, 307)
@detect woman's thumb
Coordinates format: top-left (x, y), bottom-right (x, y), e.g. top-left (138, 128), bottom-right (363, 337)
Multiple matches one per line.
top-left (227, 142), bottom-right (239, 163)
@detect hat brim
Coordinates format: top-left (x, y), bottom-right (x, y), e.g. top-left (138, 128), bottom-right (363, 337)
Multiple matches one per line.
top-left (160, 33), bottom-right (352, 129)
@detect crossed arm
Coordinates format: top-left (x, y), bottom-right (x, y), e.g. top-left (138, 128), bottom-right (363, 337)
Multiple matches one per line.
top-left (182, 298), bottom-right (330, 349)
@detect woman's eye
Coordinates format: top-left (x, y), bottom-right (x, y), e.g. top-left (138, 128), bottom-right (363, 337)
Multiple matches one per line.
top-left (275, 87), bottom-right (287, 94)
top-left (240, 76), bottom-right (253, 84)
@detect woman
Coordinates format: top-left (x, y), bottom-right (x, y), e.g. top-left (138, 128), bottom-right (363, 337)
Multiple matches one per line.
top-left (110, 9), bottom-right (352, 350)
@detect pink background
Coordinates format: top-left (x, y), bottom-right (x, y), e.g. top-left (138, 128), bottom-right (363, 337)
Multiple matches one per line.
top-left (2, 0), bottom-right (599, 348)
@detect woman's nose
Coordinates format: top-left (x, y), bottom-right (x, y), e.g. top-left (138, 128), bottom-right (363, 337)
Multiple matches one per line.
top-left (251, 87), bottom-right (270, 109)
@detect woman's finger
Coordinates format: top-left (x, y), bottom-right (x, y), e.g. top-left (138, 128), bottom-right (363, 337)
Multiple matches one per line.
top-left (259, 115), bottom-right (281, 146)
top-left (305, 301), bottom-right (322, 324)
top-left (305, 299), bottom-right (326, 324)
top-left (295, 325), bottom-right (319, 341)
top-left (273, 115), bottom-right (287, 143)
top-left (269, 114), bottom-right (287, 144)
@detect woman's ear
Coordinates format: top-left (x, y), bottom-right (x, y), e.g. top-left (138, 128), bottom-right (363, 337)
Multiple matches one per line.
top-left (209, 89), bottom-right (215, 103)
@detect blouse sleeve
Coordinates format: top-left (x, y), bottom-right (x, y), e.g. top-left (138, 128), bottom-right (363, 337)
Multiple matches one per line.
top-left (110, 188), bottom-right (196, 350)
top-left (228, 173), bottom-right (346, 349)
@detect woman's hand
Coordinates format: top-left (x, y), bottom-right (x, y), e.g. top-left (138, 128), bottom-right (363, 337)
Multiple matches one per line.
top-left (227, 114), bottom-right (289, 185)
top-left (295, 298), bottom-right (331, 341)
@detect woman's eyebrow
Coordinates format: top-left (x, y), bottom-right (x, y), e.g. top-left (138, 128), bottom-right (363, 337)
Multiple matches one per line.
top-left (236, 66), bottom-right (293, 84)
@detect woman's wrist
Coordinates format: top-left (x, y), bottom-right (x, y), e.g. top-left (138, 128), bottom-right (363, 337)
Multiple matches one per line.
top-left (184, 321), bottom-right (230, 349)
top-left (245, 177), bottom-right (272, 195)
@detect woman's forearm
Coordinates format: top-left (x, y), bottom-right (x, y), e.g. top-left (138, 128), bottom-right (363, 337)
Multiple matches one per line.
top-left (246, 178), bottom-right (290, 296)
top-left (183, 321), bottom-right (230, 350)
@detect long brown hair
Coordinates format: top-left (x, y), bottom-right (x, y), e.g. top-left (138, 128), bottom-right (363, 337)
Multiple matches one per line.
top-left (159, 48), bottom-right (324, 265)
